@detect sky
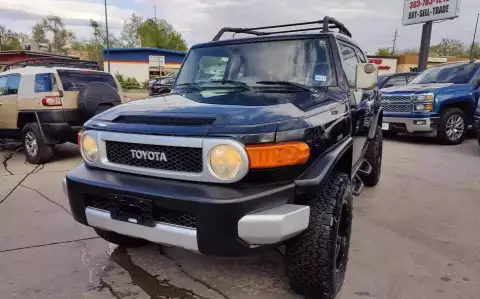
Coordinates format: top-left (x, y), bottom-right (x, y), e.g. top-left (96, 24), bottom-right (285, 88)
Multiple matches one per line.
top-left (0, 0), bottom-right (478, 54)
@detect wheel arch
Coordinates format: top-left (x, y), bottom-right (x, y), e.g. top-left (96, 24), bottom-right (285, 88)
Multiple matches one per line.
top-left (17, 111), bottom-right (52, 144)
top-left (439, 99), bottom-right (473, 121)
top-left (295, 137), bottom-right (353, 190)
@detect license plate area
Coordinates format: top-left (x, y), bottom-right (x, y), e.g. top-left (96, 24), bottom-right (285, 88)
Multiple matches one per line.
top-left (110, 195), bottom-right (155, 227)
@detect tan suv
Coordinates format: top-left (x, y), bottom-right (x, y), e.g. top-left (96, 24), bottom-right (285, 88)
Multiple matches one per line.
top-left (0, 60), bottom-right (125, 164)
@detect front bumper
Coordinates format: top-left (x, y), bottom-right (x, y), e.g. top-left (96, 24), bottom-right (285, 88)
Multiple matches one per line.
top-left (63, 164), bottom-right (309, 256)
top-left (382, 116), bottom-right (439, 136)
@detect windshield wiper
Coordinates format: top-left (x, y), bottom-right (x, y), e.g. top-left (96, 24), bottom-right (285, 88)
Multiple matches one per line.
top-left (208, 80), bottom-right (252, 90)
top-left (255, 80), bottom-right (318, 93)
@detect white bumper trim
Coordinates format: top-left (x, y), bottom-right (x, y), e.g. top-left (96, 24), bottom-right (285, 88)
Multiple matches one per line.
top-left (238, 204), bottom-right (310, 245)
top-left (86, 207), bottom-right (199, 251)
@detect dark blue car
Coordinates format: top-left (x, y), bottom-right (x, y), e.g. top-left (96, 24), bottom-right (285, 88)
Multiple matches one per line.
top-left (380, 61), bottom-right (480, 144)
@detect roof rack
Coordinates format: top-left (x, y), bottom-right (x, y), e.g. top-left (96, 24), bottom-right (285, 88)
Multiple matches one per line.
top-left (212, 16), bottom-right (352, 41)
top-left (3, 58), bottom-right (100, 72)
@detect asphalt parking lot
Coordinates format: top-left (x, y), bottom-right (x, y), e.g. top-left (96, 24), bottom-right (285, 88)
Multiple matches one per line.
top-left (1, 136), bottom-right (479, 299)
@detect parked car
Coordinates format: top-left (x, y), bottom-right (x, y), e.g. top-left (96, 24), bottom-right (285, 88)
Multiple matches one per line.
top-left (380, 61), bottom-right (480, 144)
top-left (63, 16), bottom-right (384, 298)
top-left (148, 75), bottom-right (175, 96)
top-left (0, 58), bottom-right (126, 164)
top-left (377, 72), bottom-right (419, 89)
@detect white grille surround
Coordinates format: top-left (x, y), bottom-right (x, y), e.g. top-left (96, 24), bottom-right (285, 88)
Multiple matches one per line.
top-left (81, 130), bottom-right (250, 184)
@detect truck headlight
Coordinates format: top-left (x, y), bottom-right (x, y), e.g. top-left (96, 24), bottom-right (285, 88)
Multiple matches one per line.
top-left (208, 144), bottom-right (244, 180)
top-left (80, 133), bottom-right (98, 162)
top-left (414, 103), bottom-right (434, 111)
top-left (415, 93), bottom-right (434, 102)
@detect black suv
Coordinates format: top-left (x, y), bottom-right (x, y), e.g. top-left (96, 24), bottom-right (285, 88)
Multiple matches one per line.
top-left (63, 17), bottom-right (383, 298)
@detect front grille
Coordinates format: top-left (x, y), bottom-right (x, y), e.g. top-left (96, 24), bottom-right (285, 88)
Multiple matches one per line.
top-left (86, 195), bottom-right (196, 228)
top-left (153, 207), bottom-right (196, 228)
top-left (380, 95), bottom-right (412, 102)
top-left (105, 141), bottom-right (203, 173)
top-left (383, 104), bottom-right (411, 113)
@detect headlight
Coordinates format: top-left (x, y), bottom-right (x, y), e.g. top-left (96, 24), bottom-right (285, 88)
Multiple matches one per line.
top-left (414, 103), bottom-right (434, 112)
top-left (208, 144), bottom-right (243, 180)
top-left (80, 133), bottom-right (98, 162)
top-left (415, 93), bottom-right (434, 102)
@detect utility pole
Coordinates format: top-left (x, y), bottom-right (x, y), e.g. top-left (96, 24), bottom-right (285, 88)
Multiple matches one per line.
top-left (469, 13), bottom-right (480, 60)
top-left (418, 21), bottom-right (433, 72)
top-left (154, 6), bottom-right (161, 75)
top-left (104, 0), bottom-right (111, 72)
top-left (392, 29), bottom-right (398, 55)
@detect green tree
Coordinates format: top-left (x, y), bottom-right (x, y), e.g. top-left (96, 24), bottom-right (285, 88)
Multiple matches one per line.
top-left (136, 18), bottom-right (188, 51)
top-left (0, 25), bottom-right (23, 50)
top-left (430, 38), bottom-right (465, 57)
top-left (397, 48), bottom-right (419, 55)
top-left (31, 15), bottom-right (75, 54)
top-left (120, 13), bottom-right (144, 47)
top-left (375, 48), bottom-right (392, 56)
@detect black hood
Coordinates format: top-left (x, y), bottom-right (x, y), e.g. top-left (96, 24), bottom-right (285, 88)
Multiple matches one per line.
top-left (93, 89), bottom-right (345, 126)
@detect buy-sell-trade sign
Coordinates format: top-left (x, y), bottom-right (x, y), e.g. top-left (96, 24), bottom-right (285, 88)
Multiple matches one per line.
top-left (403, 0), bottom-right (461, 26)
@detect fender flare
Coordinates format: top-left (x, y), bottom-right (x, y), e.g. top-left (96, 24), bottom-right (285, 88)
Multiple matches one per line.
top-left (17, 111), bottom-right (54, 145)
top-left (295, 137), bottom-right (353, 189)
top-left (368, 107), bottom-right (383, 139)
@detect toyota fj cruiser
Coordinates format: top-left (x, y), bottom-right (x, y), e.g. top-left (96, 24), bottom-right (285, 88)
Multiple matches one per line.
top-left (63, 17), bottom-right (383, 298)
top-left (0, 58), bottom-right (125, 164)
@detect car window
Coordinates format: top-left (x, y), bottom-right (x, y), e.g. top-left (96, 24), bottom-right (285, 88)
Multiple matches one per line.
top-left (407, 74), bottom-right (418, 83)
top-left (35, 73), bottom-right (54, 93)
top-left (197, 56), bottom-right (229, 82)
top-left (410, 63), bottom-right (480, 84)
top-left (385, 76), bottom-right (407, 87)
top-left (6, 74), bottom-right (21, 95)
top-left (56, 70), bottom-right (117, 91)
top-left (0, 76), bottom-right (9, 95)
top-left (339, 43), bottom-right (360, 87)
top-left (176, 38), bottom-right (336, 90)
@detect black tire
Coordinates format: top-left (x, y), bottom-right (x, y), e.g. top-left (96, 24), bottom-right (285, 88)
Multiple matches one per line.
top-left (383, 131), bottom-right (398, 138)
top-left (286, 172), bottom-right (353, 299)
top-left (94, 228), bottom-right (150, 248)
top-left (437, 108), bottom-right (467, 145)
top-left (21, 123), bottom-right (54, 165)
top-left (361, 125), bottom-right (382, 187)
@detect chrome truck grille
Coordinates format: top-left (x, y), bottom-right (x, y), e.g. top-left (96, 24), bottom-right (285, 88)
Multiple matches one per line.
top-left (380, 94), bottom-right (413, 113)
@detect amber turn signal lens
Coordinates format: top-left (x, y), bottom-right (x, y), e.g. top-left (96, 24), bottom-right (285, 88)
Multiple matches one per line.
top-left (246, 142), bottom-right (310, 169)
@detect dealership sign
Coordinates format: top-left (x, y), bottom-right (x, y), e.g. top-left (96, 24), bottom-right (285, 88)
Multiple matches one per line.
top-left (148, 55), bottom-right (165, 67)
top-left (368, 58), bottom-right (397, 74)
top-left (402, 0), bottom-right (461, 26)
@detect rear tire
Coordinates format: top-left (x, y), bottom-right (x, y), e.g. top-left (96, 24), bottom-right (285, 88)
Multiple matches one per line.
top-left (21, 123), bottom-right (54, 165)
top-left (361, 125), bottom-right (382, 187)
top-left (94, 228), bottom-right (150, 247)
top-left (286, 172), bottom-right (353, 299)
top-left (437, 108), bottom-right (467, 145)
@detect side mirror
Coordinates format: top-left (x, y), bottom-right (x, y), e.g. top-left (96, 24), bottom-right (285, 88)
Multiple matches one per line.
top-left (355, 63), bottom-right (378, 90)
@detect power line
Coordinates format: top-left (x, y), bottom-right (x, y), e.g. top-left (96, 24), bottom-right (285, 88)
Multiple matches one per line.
top-left (469, 13), bottom-right (479, 60)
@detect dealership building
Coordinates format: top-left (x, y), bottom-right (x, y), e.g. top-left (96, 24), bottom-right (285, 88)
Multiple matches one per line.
top-left (103, 47), bottom-right (187, 82)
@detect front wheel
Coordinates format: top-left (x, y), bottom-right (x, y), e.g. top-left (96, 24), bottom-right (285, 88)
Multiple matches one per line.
top-left (437, 108), bottom-right (467, 145)
top-left (286, 171), bottom-right (353, 299)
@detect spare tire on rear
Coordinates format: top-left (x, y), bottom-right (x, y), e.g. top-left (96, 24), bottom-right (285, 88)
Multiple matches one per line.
top-left (77, 82), bottom-right (121, 119)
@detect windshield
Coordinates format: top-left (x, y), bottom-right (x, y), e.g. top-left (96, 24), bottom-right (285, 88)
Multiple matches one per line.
top-left (175, 38), bottom-right (335, 91)
top-left (377, 75), bottom-right (388, 87)
top-left (410, 63), bottom-right (480, 85)
top-left (57, 69), bottom-right (118, 91)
